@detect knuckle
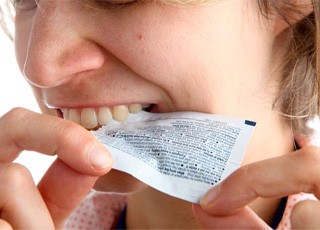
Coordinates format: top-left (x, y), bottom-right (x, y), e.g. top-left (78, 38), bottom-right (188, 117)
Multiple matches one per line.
top-left (0, 108), bottom-right (35, 156)
top-left (3, 107), bottom-right (29, 121)
top-left (1, 107), bottom-right (30, 124)
top-left (0, 108), bottom-right (33, 140)
top-left (0, 163), bottom-right (34, 194)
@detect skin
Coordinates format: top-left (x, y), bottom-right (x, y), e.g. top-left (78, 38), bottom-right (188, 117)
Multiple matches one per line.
top-left (0, 0), bottom-right (319, 228)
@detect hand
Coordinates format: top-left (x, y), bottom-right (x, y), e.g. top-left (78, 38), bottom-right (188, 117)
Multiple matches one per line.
top-left (0, 108), bottom-right (112, 229)
top-left (192, 146), bottom-right (320, 229)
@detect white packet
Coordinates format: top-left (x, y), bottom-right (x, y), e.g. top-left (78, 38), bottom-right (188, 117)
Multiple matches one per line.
top-left (92, 111), bottom-right (256, 204)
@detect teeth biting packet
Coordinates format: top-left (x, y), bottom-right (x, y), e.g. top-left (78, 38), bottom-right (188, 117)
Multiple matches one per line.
top-left (91, 111), bottom-right (256, 204)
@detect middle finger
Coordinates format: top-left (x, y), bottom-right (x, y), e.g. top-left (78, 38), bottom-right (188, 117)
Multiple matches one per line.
top-left (0, 163), bottom-right (54, 229)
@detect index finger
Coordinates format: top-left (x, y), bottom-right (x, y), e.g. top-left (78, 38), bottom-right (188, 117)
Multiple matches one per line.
top-left (0, 107), bottom-right (112, 176)
top-left (200, 146), bottom-right (320, 215)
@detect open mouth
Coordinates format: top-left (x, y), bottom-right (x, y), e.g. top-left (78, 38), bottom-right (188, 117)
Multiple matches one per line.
top-left (59, 103), bottom-right (157, 130)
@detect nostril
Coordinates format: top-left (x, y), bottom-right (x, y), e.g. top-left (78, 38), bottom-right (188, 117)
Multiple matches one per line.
top-left (23, 40), bottom-right (106, 88)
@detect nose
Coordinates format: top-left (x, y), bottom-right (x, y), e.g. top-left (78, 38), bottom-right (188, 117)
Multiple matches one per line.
top-left (22, 1), bottom-right (105, 88)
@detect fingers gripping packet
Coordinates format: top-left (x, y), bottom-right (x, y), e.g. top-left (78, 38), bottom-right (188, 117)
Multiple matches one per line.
top-left (92, 111), bottom-right (256, 204)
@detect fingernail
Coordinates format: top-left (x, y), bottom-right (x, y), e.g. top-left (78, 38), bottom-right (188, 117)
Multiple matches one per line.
top-left (89, 145), bottom-right (111, 170)
top-left (200, 185), bottom-right (220, 208)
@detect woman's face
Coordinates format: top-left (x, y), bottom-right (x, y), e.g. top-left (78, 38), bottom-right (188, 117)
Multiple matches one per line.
top-left (14, 0), bottom-right (285, 192)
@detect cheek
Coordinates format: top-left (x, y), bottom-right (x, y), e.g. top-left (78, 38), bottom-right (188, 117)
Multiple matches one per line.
top-left (93, 7), bottom-right (209, 89)
top-left (99, 26), bottom-right (213, 111)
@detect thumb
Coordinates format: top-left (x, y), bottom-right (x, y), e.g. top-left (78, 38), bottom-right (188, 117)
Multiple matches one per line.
top-left (37, 158), bottom-right (100, 228)
top-left (192, 204), bottom-right (270, 229)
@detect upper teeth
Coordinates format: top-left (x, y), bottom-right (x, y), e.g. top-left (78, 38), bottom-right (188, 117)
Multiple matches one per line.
top-left (63, 104), bottom-right (146, 130)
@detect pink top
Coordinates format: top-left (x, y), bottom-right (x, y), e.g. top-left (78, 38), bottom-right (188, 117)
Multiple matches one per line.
top-left (64, 190), bottom-right (317, 229)
top-left (64, 191), bottom-right (126, 229)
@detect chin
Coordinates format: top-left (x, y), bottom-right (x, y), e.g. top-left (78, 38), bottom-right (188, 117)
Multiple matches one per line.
top-left (93, 169), bottom-right (148, 193)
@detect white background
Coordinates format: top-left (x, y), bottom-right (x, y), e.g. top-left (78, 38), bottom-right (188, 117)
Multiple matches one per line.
top-left (0, 30), bottom-right (54, 184)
